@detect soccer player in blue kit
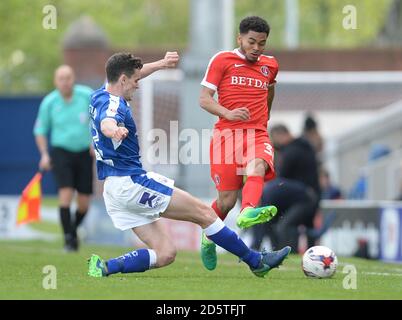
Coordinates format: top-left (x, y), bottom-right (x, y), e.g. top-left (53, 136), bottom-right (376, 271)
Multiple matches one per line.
top-left (87, 52), bottom-right (290, 278)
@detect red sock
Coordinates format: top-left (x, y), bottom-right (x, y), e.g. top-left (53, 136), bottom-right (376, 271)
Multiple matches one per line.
top-left (241, 176), bottom-right (264, 210)
top-left (212, 200), bottom-right (228, 221)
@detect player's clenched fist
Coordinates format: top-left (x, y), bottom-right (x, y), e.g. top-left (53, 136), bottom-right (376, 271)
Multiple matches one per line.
top-left (101, 118), bottom-right (129, 141)
top-left (113, 127), bottom-right (129, 141)
top-left (223, 107), bottom-right (250, 121)
top-left (163, 51), bottom-right (179, 68)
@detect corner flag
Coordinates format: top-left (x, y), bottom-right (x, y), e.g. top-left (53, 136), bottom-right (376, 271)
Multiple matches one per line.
top-left (16, 172), bottom-right (42, 225)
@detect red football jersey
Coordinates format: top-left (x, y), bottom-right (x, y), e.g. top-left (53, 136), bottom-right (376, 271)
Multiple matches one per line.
top-left (201, 48), bottom-right (278, 131)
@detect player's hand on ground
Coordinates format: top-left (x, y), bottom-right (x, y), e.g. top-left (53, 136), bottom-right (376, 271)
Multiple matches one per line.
top-left (39, 153), bottom-right (52, 171)
top-left (113, 127), bottom-right (129, 141)
top-left (223, 107), bottom-right (250, 121)
top-left (163, 51), bottom-right (179, 68)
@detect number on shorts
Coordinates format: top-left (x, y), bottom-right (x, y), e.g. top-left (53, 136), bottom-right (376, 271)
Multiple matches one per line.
top-left (263, 143), bottom-right (273, 157)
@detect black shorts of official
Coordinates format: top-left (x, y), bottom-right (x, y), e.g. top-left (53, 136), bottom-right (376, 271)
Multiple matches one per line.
top-left (50, 147), bottom-right (93, 195)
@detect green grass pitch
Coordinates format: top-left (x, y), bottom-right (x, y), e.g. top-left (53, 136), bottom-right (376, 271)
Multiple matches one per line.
top-left (1, 239), bottom-right (401, 300)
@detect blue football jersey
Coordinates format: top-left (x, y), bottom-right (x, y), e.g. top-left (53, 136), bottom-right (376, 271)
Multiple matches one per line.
top-left (89, 86), bottom-right (145, 180)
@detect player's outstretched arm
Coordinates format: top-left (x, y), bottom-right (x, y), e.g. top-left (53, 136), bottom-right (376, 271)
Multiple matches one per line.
top-left (200, 86), bottom-right (250, 121)
top-left (140, 51), bottom-right (179, 79)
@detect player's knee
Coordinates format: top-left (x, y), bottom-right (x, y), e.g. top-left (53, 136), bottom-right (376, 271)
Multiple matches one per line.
top-left (195, 203), bottom-right (216, 227)
top-left (156, 247), bottom-right (177, 267)
top-left (246, 159), bottom-right (267, 176)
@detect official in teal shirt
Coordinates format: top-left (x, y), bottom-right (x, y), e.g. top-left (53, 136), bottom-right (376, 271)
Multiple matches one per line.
top-left (33, 65), bottom-right (93, 252)
top-left (34, 84), bottom-right (92, 152)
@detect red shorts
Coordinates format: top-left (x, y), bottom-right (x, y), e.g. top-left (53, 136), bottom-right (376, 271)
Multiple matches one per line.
top-left (210, 128), bottom-right (276, 191)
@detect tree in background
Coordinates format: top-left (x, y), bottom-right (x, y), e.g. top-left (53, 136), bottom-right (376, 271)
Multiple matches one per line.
top-left (0, 0), bottom-right (398, 94)
top-left (0, 0), bottom-right (188, 94)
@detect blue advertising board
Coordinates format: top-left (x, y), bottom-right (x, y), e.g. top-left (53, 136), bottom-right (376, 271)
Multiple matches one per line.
top-left (0, 96), bottom-right (57, 195)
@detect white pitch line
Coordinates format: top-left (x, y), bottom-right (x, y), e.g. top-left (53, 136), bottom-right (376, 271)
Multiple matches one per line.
top-left (361, 271), bottom-right (402, 277)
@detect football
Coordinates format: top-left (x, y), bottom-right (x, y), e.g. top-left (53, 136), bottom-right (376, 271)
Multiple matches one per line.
top-left (302, 246), bottom-right (338, 278)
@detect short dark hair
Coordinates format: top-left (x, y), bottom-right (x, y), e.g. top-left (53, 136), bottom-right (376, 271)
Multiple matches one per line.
top-left (106, 52), bottom-right (143, 83)
top-left (270, 124), bottom-right (289, 135)
top-left (239, 16), bottom-right (270, 36)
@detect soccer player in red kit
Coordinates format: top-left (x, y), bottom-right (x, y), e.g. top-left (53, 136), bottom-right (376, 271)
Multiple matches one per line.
top-left (199, 16), bottom-right (279, 270)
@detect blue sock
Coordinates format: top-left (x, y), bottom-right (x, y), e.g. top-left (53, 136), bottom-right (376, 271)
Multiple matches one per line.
top-left (106, 249), bottom-right (151, 274)
top-left (205, 220), bottom-right (261, 269)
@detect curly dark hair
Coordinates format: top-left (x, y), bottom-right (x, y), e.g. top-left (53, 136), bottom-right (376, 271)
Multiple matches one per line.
top-left (106, 52), bottom-right (143, 83)
top-left (239, 16), bottom-right (270, 36)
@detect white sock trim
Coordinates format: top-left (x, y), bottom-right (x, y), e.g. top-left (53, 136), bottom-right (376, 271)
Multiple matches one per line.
top-left (148, 249), bottom-right (157, 269)
top-left (203, 218), bottom-right (225, 236)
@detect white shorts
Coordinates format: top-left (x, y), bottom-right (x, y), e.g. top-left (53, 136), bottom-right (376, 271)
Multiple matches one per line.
top-left (103, 172), bottom-right (175, 230)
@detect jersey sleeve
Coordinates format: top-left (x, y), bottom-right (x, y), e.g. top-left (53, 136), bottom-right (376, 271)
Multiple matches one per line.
top-left (33, 96), bottom-right (51, 136)
top-left (99, 95), bottom-right (125, 124)
top-left (200, 52), bottom-right (227, 91)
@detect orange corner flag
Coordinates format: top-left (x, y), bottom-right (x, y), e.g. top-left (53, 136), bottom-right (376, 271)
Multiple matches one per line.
top-left (17, 172), bottom-right (42, 225)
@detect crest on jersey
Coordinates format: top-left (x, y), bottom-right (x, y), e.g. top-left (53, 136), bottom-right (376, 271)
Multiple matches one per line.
top-left (260, 66), bottom-right (270, 77)
top-left (106, 106), bottom-right (118, 117)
